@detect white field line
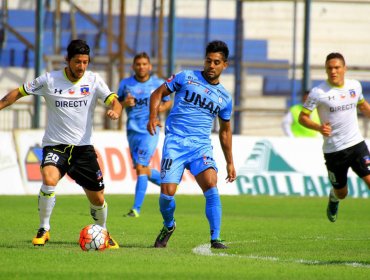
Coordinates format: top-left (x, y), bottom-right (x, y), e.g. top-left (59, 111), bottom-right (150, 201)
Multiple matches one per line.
top-left (192, 243), bottom-right (370, 268)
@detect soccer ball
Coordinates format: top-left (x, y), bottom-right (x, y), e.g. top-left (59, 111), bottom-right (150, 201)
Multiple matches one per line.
top-left (79, 224), bottom-right (109, 251)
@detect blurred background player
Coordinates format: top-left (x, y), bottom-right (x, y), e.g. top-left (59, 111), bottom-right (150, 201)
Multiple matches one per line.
top-left (0, 39), bottom-right (122, 248)
top-left (282, 90), bottom-right (320, 137)
top-left (118, 52), bottom-right (172, 217)
top-left (299, 52), bottom-right (370, 222)
top-left (147, 40), bottom-right (236, 249)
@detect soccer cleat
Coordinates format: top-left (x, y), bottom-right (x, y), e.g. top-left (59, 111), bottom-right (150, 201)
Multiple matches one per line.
top-left (124, 209), bottom-right (139, 218)
top-left (211, 238), bottom-right (228, 249)
top-left (327, 197), bottom-right (339, 222)
top-left (106, 235), bottom-right (119, 249)
top-left (32, 228), bottom-right (50, 246)
top-left (154, 222), bottom-right (176, 248)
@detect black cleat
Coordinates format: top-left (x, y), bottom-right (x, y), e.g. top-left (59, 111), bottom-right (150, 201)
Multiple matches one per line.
top-left (124, 209), bottom-right (139, 218)
top-left (154, 222), bottom-right (176, 248)
top-left (327, 199), bottom-right (339, 222)
top-left (211, 239), bottom-right (228, 249)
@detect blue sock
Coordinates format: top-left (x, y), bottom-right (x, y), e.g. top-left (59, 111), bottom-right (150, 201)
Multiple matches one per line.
top-left (133, 175), bottom-right (148, 212)
top-left (159, 193), bottom-right (175, 228)
top-left (149, 169), bottom-right (161, 186)
top-left (204, 187), bottom-right (222, 240)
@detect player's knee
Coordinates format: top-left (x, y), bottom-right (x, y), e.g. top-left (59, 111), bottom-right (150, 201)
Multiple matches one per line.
top-left (42, 177), bottom-right (59, 186)
top-left (335, 187), bottom-right (348, 199)
top-left (136, 164), bottom-right (150, 176)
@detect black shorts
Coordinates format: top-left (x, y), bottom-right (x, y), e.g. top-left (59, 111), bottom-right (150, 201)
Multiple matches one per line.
top-left (41, 144), bottom-right (104, 191)
top-left (324, 141), bottom-right (370, 189)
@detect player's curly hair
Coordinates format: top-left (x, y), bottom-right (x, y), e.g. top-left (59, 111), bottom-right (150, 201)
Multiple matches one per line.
top-left (205, 40), bottom-right (229, 61)
top-left (67, 39), bottom-right (90, 60)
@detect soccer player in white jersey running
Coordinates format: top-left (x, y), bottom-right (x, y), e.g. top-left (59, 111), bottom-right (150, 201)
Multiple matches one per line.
top-left (147, 40), bottom-right (236, 249)
top-left (0, 39), bottom-right (122, 248)
top-left (118, 52), bottom-right (172, 218)
top-left (299, 52), bottom-right (370, 222)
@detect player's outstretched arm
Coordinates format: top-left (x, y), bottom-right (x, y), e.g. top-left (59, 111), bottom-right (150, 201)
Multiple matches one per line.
top-left (0, 88), bottom-right (24, 110)
top-left (219, 119), bottom-right (236, 183)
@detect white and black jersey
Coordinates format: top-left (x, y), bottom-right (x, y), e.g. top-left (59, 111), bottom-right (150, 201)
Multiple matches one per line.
top-left (20, 69), bottom-right (116, 147)
top-left (303, 79), bottom-right (364, 153)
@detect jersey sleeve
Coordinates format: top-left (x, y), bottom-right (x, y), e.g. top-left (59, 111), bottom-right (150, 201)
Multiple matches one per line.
top-left (302, 88), bottom-right (320, 113)
top-left (94, 73), bottom-right (116, 105)
top-left (164, 71), bottom-right (185, 93)
top-left (219, 96), bottom-right (232, 121)
top-left (355, 80), bottom-right (365, 104)
top-left (20, 73), bottom-right (49, 96)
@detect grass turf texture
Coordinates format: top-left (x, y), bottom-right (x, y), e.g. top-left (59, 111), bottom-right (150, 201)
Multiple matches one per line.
top-left (0, 194), bottom-right (369, 279)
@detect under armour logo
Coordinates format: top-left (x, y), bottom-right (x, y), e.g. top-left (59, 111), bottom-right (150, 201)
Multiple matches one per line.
top-left (54, 88), bottom-right (62, 94)
top-left (328, 96), bottom-right (335, 101)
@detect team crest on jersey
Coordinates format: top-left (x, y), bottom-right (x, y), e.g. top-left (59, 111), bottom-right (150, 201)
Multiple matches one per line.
top-left (349, 89), bottom-right (356, 98)
top-left (80, 85), bottom-right (90, 96)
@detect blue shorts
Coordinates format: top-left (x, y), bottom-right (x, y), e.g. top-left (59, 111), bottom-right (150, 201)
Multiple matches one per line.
top-left (128, 131), bottom-right (159, 167)
top-left (160, 134), bottom-right (218, 184)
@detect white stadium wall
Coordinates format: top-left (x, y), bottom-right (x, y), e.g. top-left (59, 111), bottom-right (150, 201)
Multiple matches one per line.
top-left (1, 130), bottom-right (369, 198)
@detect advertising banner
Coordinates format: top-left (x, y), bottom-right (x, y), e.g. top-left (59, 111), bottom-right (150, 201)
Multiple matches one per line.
top-left (8, 130), bottom-right (370, 198)
top-left (0, 132), bottom-right (24, 194)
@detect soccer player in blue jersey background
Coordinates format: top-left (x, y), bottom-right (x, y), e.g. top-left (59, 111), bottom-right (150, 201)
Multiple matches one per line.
top-left (147, 40), bottom-right (236, 249)
top-left (118, 52), bottom-right (172, 217)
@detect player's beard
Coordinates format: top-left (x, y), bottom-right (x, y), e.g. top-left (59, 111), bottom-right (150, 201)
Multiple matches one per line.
top-left (203, 70), bottom-right (219, 84)
top-left (68, 66), bottom-right (84, 81)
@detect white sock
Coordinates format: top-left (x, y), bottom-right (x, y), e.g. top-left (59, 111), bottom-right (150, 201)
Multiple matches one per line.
top-left (90, 201), bottom-right (108, 229)
top-left (329, 188), bottom-right (339, 202)
top-left (38, 184), bottom-right (56, 231)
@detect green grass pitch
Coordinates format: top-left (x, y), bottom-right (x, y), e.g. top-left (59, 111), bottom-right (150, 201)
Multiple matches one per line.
top-left (0, 194), bottom-right (369, 279)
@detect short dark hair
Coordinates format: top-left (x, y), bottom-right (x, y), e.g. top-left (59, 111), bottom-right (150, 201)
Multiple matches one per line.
top-left (133, 52), bottom-right (150, 63)
top-left (326, 52), bottom-right (345, 65)
top-left (205, 40), bottom-right (229, 61)
top-left (67, 39), bottom-right (90, 60)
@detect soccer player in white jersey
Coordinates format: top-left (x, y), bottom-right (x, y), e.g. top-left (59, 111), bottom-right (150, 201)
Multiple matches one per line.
top-left (118, 52), bottom-right (172, 218)
top-left (0, 39), bottom-right (122, 248)
top-left (299, 52), bottom-right (370, 222)
top-left (147, 40), bottom-right (236, 249)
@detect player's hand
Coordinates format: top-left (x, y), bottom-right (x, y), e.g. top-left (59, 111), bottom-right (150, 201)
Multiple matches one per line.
top-left (225, 163), bottom-right (236, 183)
top-left (125, 93), bottom-right (135, 107)
top-left (106, 109), bottom-right (120, 120)
top-left (320, 122), bottom-right (332, 137)
top-left (147, 118), bottom-right (162, 135)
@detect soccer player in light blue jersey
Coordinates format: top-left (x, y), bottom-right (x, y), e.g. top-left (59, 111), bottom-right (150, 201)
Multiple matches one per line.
top-left (118, 52), bottom-right (172, 217)
top-left (147, 40), bottom-right (236, 249)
